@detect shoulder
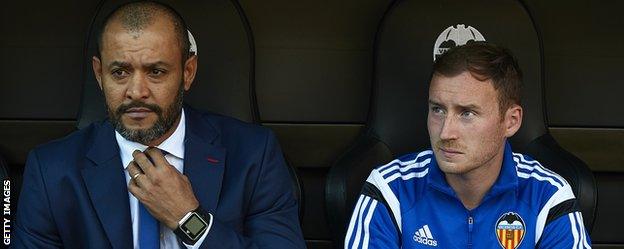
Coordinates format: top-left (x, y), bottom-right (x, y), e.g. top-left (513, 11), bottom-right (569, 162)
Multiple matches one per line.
top-left (23, 121), bottom-right (111, 179)
top-left (358, 150), bottom-right (434, 230)
top-left (29, 121), bottom-right (101, 162)
top-left (186, 108), bottom-right (278, 165)
top-left (189, 108), bottom-right (273, 142)
top-left (513, 152), bottom-right (576, 213)
top-left (513, 152), bottom-right (572, 194)
top-left (363, 150), bottom-right (434, 202)
top-left (369, 150), bottom-right (434, 187)
top-left (512, 152), bottom-right (586, 244)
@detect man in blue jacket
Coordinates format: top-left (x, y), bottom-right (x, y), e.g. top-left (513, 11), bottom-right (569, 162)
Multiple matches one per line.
top-left (345, 42), bottom-right (591, 248)
top-left (14, 1), bottom-right (305, 248)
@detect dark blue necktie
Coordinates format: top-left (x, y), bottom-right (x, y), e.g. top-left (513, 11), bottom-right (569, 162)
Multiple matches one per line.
top-left (139, 148), bottom-right (167, 249)
top-left (139, 202), bottom-right (159, 249)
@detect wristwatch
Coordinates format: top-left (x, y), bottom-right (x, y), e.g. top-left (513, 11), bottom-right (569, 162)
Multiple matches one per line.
top-left (174, 206), bottom-right (212, 245)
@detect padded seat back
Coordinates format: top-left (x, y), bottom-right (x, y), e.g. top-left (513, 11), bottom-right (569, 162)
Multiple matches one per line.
top-left (325, 0), bottom-right (596, 246)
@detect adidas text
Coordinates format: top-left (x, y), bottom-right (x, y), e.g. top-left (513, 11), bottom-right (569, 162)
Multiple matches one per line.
top-left (413, 235), bottom-right (438, 247)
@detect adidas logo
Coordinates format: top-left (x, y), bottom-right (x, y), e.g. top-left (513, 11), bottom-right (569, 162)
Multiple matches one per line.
top-left (413, 225), bottom-right (438, 247)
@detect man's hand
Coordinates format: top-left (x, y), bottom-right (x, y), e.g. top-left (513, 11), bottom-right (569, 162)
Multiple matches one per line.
top-left (127, 147), bottom-right (199, 230)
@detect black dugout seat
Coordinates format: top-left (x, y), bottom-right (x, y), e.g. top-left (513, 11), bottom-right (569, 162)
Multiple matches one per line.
top-left (0, 154), bottom-right (8, 199)
top-left (77, 0), bottom-right (302, 217)
top-left (325, 0), bottom-right (597, 246)
top-left (0, 154), bottom-right (7, 183)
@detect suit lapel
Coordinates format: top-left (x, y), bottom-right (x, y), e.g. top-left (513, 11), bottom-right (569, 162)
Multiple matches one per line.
top-left (183, 108), bottom-right (226, 212)
top-left (81, 122), bottom-right (133, 248)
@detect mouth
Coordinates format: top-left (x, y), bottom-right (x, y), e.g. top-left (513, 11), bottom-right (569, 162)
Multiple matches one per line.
top-left (438, 147), bottom-right (463, 157)
top-left (124, 107), bottom-right (154, 119)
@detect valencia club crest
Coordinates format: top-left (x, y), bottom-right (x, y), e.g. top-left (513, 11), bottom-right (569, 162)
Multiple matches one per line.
top-left (495, 212), bottom-right (525, 249)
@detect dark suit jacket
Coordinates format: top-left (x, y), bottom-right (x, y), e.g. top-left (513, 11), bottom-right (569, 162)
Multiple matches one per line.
top-left (13, 107), bottom-right (305, 249)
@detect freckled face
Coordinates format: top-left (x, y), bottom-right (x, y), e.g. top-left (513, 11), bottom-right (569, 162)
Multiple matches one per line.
top-left (427, 72), bottom-right (508, 175)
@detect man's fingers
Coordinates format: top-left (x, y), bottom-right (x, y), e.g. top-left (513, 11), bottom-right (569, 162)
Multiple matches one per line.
top-left (144, 147), bottom-right (169, 169)
top-left (127, 160), bottom-right (143, 176)
top-left (132, 150), bottom-right (155, 175)
top-left (128, 178), bottom-right (146, 199)
top-left (127, 160), bottom-right (153, 190)
top-left (127, 160), bottom-right (146, 185)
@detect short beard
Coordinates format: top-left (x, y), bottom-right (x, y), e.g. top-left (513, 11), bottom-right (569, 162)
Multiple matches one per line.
top-left (108, 84), bottom-right (184, 145)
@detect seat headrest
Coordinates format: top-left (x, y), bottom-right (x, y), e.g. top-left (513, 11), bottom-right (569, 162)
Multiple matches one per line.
top-left (371, 0), bottom-right (546, 154)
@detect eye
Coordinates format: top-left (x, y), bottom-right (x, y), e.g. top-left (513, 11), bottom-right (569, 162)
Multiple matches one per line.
top-left (430, 106), bottom-right (445, 115)
top-left (460, 110), bottom-right (477, 118)
top-left (111, 69), bottom-right (128, 78)
top-left (149, 68), bottom-right (166, 77)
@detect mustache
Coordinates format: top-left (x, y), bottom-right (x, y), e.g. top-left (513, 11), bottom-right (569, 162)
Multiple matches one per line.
top-left (115, 101), bottom-right (163, 116)
top-left (435, 140), bottom-right (465, 152)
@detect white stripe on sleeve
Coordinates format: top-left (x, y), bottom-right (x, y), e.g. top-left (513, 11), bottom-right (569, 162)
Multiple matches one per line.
top-left (380, 158), bottom-right (431, 177)
top-left (366, 170), bottom-right (402, 232)
top-left (352, 196), bottom-right (371, 249)
top-left (575, 212), bottom-right (591, 249)
top-left (345, 195), bottom-right (365, 249)
top-left (569, 213), bottom-right (579, 249)
top-left (361, 200), bottom-right (378, 249)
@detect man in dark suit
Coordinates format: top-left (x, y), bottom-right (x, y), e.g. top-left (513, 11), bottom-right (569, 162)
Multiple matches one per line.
top-left (13, 1), bottom-right (305, 248)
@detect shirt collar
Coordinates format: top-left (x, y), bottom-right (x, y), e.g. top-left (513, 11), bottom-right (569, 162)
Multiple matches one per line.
top-left (115, 109), bottom-right (186, 169)
top-left (427, 140), bottom-right (519, 199)
top-left (483, 141), bottom-right (518, 199)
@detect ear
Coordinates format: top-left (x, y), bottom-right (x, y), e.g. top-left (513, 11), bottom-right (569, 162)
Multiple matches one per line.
top-left (92, 56), bottom-right (103, 90)
top-left (503, 104), bottom-right (523, 138)
top-left (182, 55), bottom-right (198, 91)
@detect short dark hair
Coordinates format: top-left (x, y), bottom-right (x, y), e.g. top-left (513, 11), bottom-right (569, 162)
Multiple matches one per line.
top-left (432, 42), bottom-right (523, 115)
top-left (96, 1), bottom-right (190, 62)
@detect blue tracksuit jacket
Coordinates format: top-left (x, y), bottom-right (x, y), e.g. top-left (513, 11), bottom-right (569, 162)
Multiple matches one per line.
top-left (345, 142), bottom-right (591, 248)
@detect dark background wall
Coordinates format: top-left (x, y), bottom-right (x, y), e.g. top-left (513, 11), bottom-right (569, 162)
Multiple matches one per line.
top-left (1, 0), bottom-right (622, 248)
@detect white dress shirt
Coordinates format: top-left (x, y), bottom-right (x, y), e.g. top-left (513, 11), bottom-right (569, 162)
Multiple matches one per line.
top-left (115, 109), bottom-right (209, 249)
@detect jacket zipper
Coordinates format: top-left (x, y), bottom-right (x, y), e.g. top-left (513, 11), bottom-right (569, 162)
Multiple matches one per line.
top-left (467, 215), bottom-right (474, 249)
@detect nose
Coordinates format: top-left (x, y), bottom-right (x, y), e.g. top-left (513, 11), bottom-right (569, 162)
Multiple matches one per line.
top-left (439, 115), bottom-right (459, 140)
top-left (125, 74), bottom-right (150, 100)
